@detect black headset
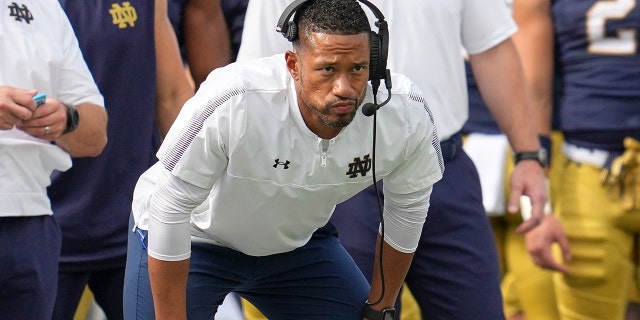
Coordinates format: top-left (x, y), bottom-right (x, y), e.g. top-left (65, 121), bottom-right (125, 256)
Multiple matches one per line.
top-left (276, 0), bottom-right (392, 117)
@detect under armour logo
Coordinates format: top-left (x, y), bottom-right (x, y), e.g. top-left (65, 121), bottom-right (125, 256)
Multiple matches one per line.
top-left (109, 2), bottom-right (137, 28)
top-left (273, 159), bottom-right (290, 169)
top-left (8, 2), bottom-right (34, 24)
top-left (346, 154), bottom-right (372, 178)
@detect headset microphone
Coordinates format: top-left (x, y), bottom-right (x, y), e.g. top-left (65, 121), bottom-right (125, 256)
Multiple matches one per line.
top-left (362, 69), bottom-right (393, 117)
top-left (361, 103), bottom-right (378, 117)
top-left (361, 87), bottom-right (392, 116)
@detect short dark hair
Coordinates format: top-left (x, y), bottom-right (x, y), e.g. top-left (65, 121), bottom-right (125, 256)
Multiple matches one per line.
top-left (293, 0), bottom-right (370, 48)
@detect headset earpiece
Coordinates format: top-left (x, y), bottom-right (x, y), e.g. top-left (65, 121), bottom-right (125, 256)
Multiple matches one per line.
top-left (285, 21), bottom-right (298, 42)
top-left (369, 19), bottom-right (389, 85)
top-left (369, 31), bottom-right (381, 82)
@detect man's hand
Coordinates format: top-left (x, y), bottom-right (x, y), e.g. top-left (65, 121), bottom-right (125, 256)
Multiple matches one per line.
top-left (17, 98), bottom-right (68, 140)
top-left (0, 86), bottom-right (38, 130)
top-left (508, 160), bottom-right (548, 233)
top-left (524, 214), bottom-right (571, 273)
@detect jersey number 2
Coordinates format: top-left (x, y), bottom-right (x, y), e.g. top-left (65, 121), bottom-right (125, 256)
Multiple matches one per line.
top-left (586, 0), bottom-right (637, 55)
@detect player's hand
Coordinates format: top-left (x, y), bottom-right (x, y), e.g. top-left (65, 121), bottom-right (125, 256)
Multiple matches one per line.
top-left (0, 86), bottom-right (37, 130)
top-left (524, 214), bottom-right (571, 273)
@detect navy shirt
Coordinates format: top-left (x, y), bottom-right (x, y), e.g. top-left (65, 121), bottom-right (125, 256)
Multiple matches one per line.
top-left (169, 0), bottom-right (248, 61)
top-left (50, 0), bottom-right (159, 270)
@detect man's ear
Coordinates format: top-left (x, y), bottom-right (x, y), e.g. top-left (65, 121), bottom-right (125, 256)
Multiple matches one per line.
top-left (285, 50), bottom-right (300, 81)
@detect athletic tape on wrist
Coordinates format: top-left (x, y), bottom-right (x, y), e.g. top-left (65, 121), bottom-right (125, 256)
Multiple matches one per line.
top-left (519, 179), bottom-right (552, 221)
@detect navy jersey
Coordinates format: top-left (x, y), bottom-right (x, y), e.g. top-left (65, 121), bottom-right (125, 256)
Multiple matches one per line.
top-left (168, 0), bottom-right (188, 59)
top-left (221, 0), bottom-right (248, 61)
top-left (169, 0), bottom-right (248, 61)
top-left (49, 1), bottom-right (159, 270)
top-left (553, 0), bottom-right (640, 149)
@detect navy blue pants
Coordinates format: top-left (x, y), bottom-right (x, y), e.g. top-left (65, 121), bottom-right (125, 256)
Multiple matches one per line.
top-left (124, 218), bottom-right (370, 319)
top-left (52, 266), bottom-right (125, 320)
top-left (0, 215), bottom-right (61, 320)
top-left (330, 135), bottom-right (505, 319)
